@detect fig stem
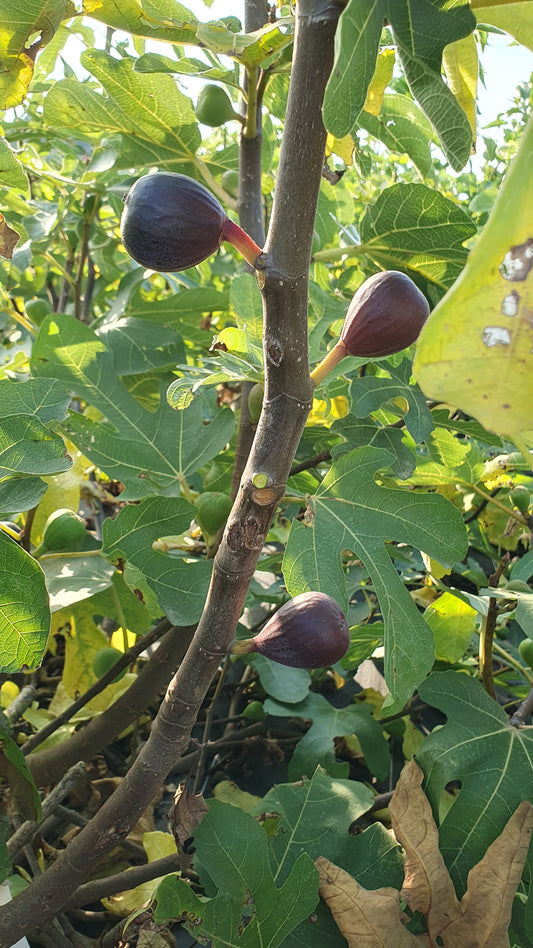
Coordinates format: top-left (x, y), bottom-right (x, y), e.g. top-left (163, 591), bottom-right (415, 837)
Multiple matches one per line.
top-left (229, 637), bottom-right (256, 657)
top-left (222, 218), bottom-right (263, 268)
top-left (310, 341), bottom-right (348, 387)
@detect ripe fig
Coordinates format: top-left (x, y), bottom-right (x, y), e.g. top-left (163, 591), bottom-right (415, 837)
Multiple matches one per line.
top-left (195, 85), bottom-right (242, 127)
top-left (310, 270), bottom-right (429, 386)
top-left (120, 172), bottom-right (262, 272)
top-left (231, 591), bottom-right (350, 669)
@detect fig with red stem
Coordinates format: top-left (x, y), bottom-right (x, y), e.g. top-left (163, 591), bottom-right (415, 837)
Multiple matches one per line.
top-left (120, 172), bottom-right (262, 272)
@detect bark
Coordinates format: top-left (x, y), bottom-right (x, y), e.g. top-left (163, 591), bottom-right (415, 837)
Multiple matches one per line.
top-left (0, 3), bottom-right (344, 942)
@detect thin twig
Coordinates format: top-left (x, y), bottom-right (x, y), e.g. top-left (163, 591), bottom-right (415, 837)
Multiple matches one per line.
top-left (22, 619), bottom-right (171, 755)
top-left (479, 553), bottom-right (510, 699)
top-left (64, 852), bottom-right (182, 909)
top-left (510, 686), bottom-right (533, 728)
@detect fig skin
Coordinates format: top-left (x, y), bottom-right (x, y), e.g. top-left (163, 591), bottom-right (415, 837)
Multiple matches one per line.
top-left (120, 172), bottom-right (262, 272)
top-left (341, 270), bottom-right (429, 358)
top-left (231, 591), bottom-right (350, 669)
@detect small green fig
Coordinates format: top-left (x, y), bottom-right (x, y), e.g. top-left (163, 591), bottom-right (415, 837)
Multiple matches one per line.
top-left (509, 485), bottom-right (530, 512)
top-left (26, 298), bottom-right (52, 324)
top-left (120, 172), bottom-right (262, 272)
top-left (195, 85), bottom-right (240, 127)
top-left (231, 591), bottom-right (350, 669)
top-left (311, 270), bottom-right (430, 386)
top-left (241, 700), bottom-right (266, 722)
top-left (92, 647), bottom-right (127, 682)
top-left (247, 383), bottom-right (264, 424)
top-left (221, 169), bottom-right (239, 198)
top-left (519, 638), bottom-right (533, 670)
top-left (32, 508), bottom-right (86, 557)
top-left (195, 492), bottom-right (233, 543)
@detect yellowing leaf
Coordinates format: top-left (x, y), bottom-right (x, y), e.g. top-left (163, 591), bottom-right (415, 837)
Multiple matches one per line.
top-left (443, 34), bottom-right (478, 138)
top-left (103, 830), bottom-right (178, 916)
top-left (212, 779), bottom-right (261, 812)
top-left (326, 132), bottom-right (354, 165)
top-left (414, 115), bottom-right (533, 450)
top-left (363, 48), bottom-right (395, 117)
top-left (424, 591), bottom-right (477, 663)
top-left (307, 395), bottom-right (349, 427)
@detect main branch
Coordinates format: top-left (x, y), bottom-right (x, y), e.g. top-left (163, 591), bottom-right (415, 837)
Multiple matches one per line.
top-left (0, 2), bottom-right (343, 942)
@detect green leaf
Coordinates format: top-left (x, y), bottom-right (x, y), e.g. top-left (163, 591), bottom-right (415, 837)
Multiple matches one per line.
top-left (0, 415), bottom-right (72, 479)
top-left (0, 475), bottom-right (47, 518)
top-left (340, 621), bottom-right (384, 671)
top-left (474, 4), bottom-right (533, 53)
top-left (423, 591), bottom-right (477, 663)
top-left (251, 655), bottom-right (311, 704)
top-left (331, 415), bottom-right (415, 479)
top-left (83, 0), bottom-right (198, 47)
top-left (154, 800), bottom-right (318, 947)
top-left (265, 691), bottom-right (389, 781)
top-left (0, 378), bottom-right (71, 423)
top-left (101, 496), bottom-right (211, 624)
top-left (0, 0), bottom-right (75, 108)
top-left (402, 427), bottom-right (485, 490)
top-left (359, 183), bottom-right (476, 291)
top-left (96, 318), bottom-right (185, 376)
top-left (389, 0), bottom-right (475, 71)
top-left (255, 768), bottom-right (375, 883)
top-left (134, 52), bottom-right (238, 88)
top-left (396, 45), bottom-right (473, 171)
top-left (347, 369), bottom-right (434, 444)
top-left (0, 140), bottom-right (28, 190)
top-left (31, 315), bottom-right (234, 499)
top-left (322, 0), bottom-right (387, 138)
top-left (43, 49), bottom-right (200, 172)
top-left (417, 670), bottom-right (533, 895)
top-left (0, 530), bottom-right (50, 672)
top-left (283, 447), bottom-right (467, 712)
top-left (357, 93), bottom-right (433, 177)
top-left (42, 553), bottom-right (116, 613)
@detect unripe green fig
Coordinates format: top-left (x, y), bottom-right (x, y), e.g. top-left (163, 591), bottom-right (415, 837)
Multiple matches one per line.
top-left (195, 492), bottom-right (233, 542)
top-left (310, 271), bottom-right (430, 386)
top-left (25, 298), bottom-right (52, 324)
top-left (221, 169), bottom-right (239, 198)
top-left (231, 591), bottom-right (350, 669)
top-left (509, 485), bottom-right (530, 512)
top-left (92, 647), bottom-right (127, 682)
top-left (33, 508), bottom-right (86, 557)
top-left (247, 383), bottom-right (264, 423)
top-left (120, 172), bottom-right (262, 272)
top-left (519, 638), bottom-right (533, 670)
top-left (195, 84), bottom-right (239, 127)
top-left (241, 700), bottom-right (266, 722)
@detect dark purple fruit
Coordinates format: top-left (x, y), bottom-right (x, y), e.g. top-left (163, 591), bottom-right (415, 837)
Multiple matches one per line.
top-left (231, 591), bottom-right (350, 669)
top-left (310, 270), bottom-right (429, 386)
top-left (120, 172), bottom-right (262, 272)
top-left (340, 270), bottom-right (429, 357)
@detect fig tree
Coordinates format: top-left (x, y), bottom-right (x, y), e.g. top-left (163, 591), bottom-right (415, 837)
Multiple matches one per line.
top-left (120, 172), bottom-right (262, 272)
top-left (231, 591), bottom-right (350, 669)
top-left (195, 85), bottom-right (242, 127)
top-left (310, 270), bottom-right (430, 386)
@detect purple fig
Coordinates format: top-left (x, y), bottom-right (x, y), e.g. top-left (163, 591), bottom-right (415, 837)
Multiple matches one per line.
top-left (310, 270), bottom-right (429, 386)
top-left (120, 172), bottom-right (262, 272)
top-left (231, 591), bottom-right (350, 669)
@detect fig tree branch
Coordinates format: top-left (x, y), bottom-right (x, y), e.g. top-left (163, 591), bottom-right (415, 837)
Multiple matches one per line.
top-left (0, 3), bottom-right (343, 941)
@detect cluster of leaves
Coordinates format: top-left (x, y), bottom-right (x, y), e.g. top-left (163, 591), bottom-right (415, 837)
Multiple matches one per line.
top-left (0, 0), bottom-right (533, 945)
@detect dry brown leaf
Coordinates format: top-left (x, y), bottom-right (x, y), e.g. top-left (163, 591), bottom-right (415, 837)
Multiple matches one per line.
top-left (167, 782), bottom-right (209, 848)
top-left (316, 856), bottom-right (429, 947)
top-left (0, 213), bottom-right (20, 259)
top-left (389, 758), bottom-right (462, 931)
top-left (441, 800), bottom-right (533, 948)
